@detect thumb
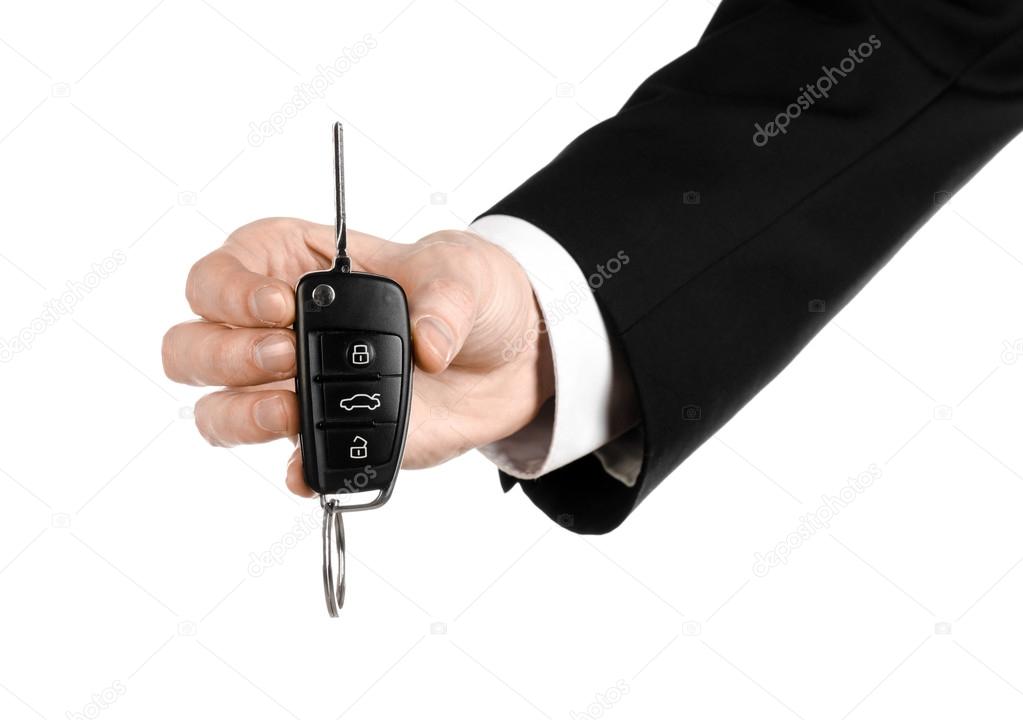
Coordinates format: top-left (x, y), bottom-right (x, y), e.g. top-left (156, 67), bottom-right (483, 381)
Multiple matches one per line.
top-left (401, 244), bottom-right (481, 373)
top-left (409, 273), bottom-right (478, 373)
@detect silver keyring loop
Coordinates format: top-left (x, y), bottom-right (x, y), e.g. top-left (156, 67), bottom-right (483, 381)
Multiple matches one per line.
top-left (321, 498), bottom-right (346, 617)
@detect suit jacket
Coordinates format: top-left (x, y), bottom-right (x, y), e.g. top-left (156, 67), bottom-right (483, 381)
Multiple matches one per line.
top-left (484, 0), bottom-right (1023, 533)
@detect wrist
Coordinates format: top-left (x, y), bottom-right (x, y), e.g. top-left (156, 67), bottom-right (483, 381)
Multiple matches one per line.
top-left (503, 268), bottom-right (556, 440)
top-left (473, 232), bottom-right (556, 441)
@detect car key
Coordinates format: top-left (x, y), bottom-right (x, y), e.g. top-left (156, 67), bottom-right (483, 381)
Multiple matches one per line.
top-left (294, 122), bottom-right (413, 616)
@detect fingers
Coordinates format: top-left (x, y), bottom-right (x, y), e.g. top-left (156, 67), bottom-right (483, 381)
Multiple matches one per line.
top-left (346, 229), bottom-right (392, 270)
top-left (194, 388), bottom-right (298, 447)
top-left (186, 249), bottom-right (295, 328)
top-left (176, 218), bottom-right (406, 500)
top-left (279, 220), bottom-right (391, 272)
top-left (185, 223), bottom-right (399, 329)
top-left (285, 447), bottom-right (316, 497)
top-left (163, 321), bottom-right (295, 387)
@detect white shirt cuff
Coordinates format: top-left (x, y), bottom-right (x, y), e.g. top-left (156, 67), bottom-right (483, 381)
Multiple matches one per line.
top-left (469, 214), bottom-right (641, 486)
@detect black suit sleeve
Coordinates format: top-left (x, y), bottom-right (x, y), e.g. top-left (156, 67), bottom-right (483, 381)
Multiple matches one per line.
top-left (483, 0), bottom-right (1023, 534)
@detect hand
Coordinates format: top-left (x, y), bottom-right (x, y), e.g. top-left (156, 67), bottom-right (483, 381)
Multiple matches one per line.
top-left (162, 218), bottom-right (554, 496)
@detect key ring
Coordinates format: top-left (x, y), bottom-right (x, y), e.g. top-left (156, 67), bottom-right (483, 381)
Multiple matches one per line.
top-left (321, 496), bottom-right (346, 617)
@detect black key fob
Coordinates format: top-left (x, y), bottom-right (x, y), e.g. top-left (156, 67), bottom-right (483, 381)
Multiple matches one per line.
top-left (295, 123), bottom-right (413, 615)
top-left (294, 271), bottom-right (412, 501)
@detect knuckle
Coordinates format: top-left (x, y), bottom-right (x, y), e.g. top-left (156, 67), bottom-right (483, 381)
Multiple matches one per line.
top-left (228, 217), bottom-right (273, 241)
top-left (214, 282), bottom-right (241, 324)
top-left (287, 217), bottom-right (313, 246)
top-left (234, 217), bottom-right (306, 248)
top-left (197, 332), bottom-right (234, 383)
top-left (268, 217), bottom-right (298, 234)
top-left (419, 229), bottom-right (474, 249)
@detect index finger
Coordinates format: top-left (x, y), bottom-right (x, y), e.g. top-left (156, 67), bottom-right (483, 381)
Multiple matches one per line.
top-left (186, 249), bottom-right (295, 328)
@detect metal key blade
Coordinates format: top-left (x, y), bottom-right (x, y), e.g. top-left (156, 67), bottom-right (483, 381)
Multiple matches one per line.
top-left (333, 122), bottom-right (349, 269)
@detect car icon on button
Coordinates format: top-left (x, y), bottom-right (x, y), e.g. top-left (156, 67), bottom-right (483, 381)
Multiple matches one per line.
top-left (339, 392), bottom-right (382, 411)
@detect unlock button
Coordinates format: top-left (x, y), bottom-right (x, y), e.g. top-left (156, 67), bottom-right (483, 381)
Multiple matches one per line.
top-left (325, 426), bottom-right (395, 468)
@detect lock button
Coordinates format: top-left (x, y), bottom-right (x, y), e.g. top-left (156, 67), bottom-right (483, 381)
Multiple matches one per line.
top-left (321, 333), bottom-right (402, 375)
top-left (325, 425), bottom-right (396, 468)
top-left (350, 342), bottom-right (371, 366)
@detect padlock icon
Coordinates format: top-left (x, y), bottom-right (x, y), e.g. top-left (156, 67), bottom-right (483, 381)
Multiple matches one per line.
top-left (350, 343), bottom-right (370, 366)
top-left (350, 435), bottom-right (368, 459)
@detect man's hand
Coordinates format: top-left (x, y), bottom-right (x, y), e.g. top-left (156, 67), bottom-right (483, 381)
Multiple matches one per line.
top-left (162, 218), bottom-right (553, 497)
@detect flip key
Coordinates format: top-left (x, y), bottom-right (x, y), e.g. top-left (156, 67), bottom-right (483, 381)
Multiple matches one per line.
top-left (294, 123), bottom-right (413, 616)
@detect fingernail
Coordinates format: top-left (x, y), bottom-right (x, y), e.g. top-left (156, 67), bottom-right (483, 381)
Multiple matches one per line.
top-left (254, 396), bottom-right (288, 434)
top-left (252, 285), bottom-right (287, 325)
top-left (416, 316), bottom-right (454, 365)
top-left (255, 335), bottom-right (294, 373)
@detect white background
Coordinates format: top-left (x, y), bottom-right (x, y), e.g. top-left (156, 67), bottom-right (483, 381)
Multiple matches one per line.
top-left (2, 1), bottom-right (1023, 718)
